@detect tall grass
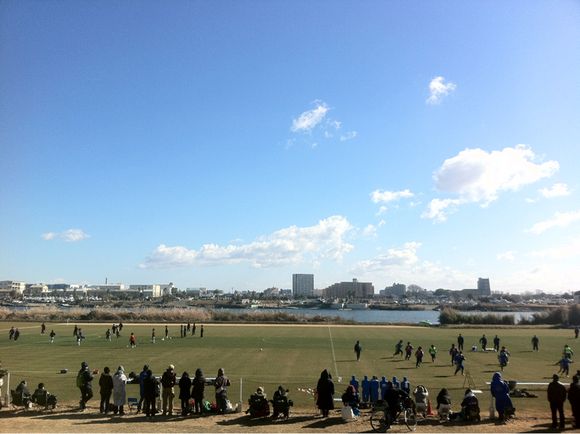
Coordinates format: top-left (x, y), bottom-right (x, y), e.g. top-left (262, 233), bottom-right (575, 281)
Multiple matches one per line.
top-left (519, 304), bottom-right (580, 326)
top-left (439, 307), bottom-right (515, 325)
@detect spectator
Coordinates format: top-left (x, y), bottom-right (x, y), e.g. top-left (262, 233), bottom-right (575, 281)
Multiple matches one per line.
top-left (191, 368), bottom-right (206, 415)
top-left (99, 366), bottom-right (114, 414)
top-left (161, 364), bottom-right (177, 416)
top-left (77, 361), bottom-right (94, 410)
top-left (178, 371), bottom-right (192, 416)
top-left (569, 375), bottom-right (580, 429)
top-left (15, 380), bottom-right (31, 403)
top-left (137, 364), bottom-right (149, 413)
top-left (143, 369), bottom-right (159, 419)
top-left (361, 375), bottom-right (370, 404)
top-left (460, 388), bottom-right (480, 421)
top-left (413, 385), bottom-right (429, 416)
top-left (380, 376), bottom-right (388, 400)
top-left (548, 374), bottom-right (567, 430)
top-left (400, 377), bottom-right (411, 395)
top-left (341, 384), bottom-right (360, 416)
top-left (214, 367), bottom-right (231, 413)
top-left (112, 366), bottom-right (127, 415)
top-left (436, 388), bottom-right (452, 420)
top-left (349, 375), bottom-right (359, 393)
top-left (316, 369), bottom-right (334, 418)
top-left (392, 376), bottom-right (400, 390)
top-left (369, 376), bottom-right (380, 403)
top-left (490, 372), bottom-right (514, 422)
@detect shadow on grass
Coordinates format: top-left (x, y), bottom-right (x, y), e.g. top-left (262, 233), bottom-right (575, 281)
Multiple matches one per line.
top-left (303, 416), bottom-right (348, 429)
top-left (521, 421), bottom-right (566, 433)
top-left (215, 413), bottom-right (315, 427)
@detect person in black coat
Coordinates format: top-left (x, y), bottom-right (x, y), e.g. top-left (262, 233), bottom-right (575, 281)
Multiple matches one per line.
top-left (568, 375), bottom-right (580, 429)
top-left (99, 367), bottom-right (114, 414)
top-left (191, 368), bottom-right (206, 414)
top-left (316, 369), bottom-right (334, 417)
top-left (178, 371), bottom-right (192, 415)
top-left (548, 374), bottom-right (567, 429)
top-left (143, 369), bottom-right (159, 418)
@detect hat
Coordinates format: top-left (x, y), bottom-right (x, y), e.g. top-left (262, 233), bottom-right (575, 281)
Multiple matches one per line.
top-left (81, 361), bottom-right (88, 368)
top-left (256, 387), bottom-right (264, 395)
top-left (168, 364), bottom-right (175, 370)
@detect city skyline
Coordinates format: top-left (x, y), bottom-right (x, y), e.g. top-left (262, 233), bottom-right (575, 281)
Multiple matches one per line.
top-left (1, 2), bottom-right (579, 293)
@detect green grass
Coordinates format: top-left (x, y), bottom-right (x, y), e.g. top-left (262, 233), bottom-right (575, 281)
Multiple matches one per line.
top-left (0, 321), bottom-right (576, 413)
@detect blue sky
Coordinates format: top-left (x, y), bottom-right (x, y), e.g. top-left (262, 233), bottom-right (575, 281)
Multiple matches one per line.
top-left (1, 1), bottom-right (579, 293)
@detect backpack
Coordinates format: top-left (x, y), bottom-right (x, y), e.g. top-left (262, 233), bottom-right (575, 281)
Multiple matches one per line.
top-left (76, 371), bottom-right (84, 389)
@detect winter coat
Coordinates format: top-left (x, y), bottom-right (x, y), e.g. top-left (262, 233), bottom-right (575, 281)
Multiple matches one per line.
top-left (490, 372), bottom-right (513, 413)
top-left (112, 371), bottom-right (127, 407)
top-left (99, 373), bottom-right (114, 395)
top-left (179, 375), bottom-right (192, 400)
top-left (547, 380), bottom-right (567, 404)
top-left (316, 370), bottom-right (335, 411)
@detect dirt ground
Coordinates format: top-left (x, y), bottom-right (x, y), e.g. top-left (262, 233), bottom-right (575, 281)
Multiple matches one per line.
top-left (0, 402), bottom-right (572, 433)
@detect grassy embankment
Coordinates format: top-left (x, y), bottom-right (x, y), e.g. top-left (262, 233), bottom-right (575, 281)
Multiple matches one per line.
top-left (0, 320), bottom-right (575, 415)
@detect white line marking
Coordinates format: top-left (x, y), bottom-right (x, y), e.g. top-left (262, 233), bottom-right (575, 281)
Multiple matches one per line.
top-left (327, 326), bottom-right (339, 381)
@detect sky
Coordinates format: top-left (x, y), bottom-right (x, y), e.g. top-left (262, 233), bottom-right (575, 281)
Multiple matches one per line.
top-left (1, 1), bottom-right (579, 293)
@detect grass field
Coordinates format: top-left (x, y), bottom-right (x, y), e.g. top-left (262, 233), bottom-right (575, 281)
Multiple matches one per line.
top-left (0, 321), bottom-right (576, 414)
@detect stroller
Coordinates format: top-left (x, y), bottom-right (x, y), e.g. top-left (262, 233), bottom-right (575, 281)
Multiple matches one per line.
top-left (246, 388), bottom-right (270, 418)
top-left (270, 386), bottom-right (293, 419)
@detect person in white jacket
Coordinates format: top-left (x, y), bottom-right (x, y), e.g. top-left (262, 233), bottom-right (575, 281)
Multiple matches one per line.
top-left (112, 366), bottom-right (127, 415)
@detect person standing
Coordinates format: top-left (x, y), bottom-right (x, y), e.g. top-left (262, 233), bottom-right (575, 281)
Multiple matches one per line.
top-left (137, 364), bottom-right (149, 413)
top-left (151, 328), bottom-right (156, 344)
top-left (532, 335), bottom-right (540, 351)
top-left (165, 325), bottom-right (169, 339)
top-left (568, 375), bottom-right (580, 429)
top-left (200, 325), bottom-right (204, 338)
top-left (457, 333), bottom-right (464, 351)
top-left (112, 366), bottom-right (127, 415)
top-left (548, 374), bottom-right (567, 429)
top-left (493, 335), bottom-right (501, 352)
top-left (14, 328), bottom-right (20, 341)
top-left (369, 376), bottom-right (380, 403)
top-left (479, 334), bottom-right (488, 351)
top-left (490, 372), bottom-right (513, 422)
top-left (429, 344), bottom-right (437, 363)
top-left (449, 344), bottom-right (459, 366)
top-left (316, 369), bottom-right (334, 418)
top-left (105, 329), bottom-right (111, 341)
top-left (178, 371), bottom-right (192, 416)
top-left (192, 322), bottom-right (196, 336)
top-left (49, 329), bottom-right (55, 344)
top-left (214, 368), bottom-right (231, 413)
top-left (191, 368), bottom-right (206, 414)
top-left (575, 326), bottom-right (579, 339)
top-left (99, 366), bottom-right (114, 414)
top-left (354, 340), bottom-right (362, 361)
top-left (161, 364), bottom-right (177, 415)
top-left (41, 322), bottom-right (46, 334)
top-left (143, 369), bottom-right (159, 419)
top-left (361, 375), bottom-right (370, 404)
top-left (77, 361), bottom-right (94, 410)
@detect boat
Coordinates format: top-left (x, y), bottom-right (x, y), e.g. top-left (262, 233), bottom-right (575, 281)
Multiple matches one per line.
top-left (346, 303), bottom-right (369, 310)
top-left (418, 320), bottom-right (432, 327)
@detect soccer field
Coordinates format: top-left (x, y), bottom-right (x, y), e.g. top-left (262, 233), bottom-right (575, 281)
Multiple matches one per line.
top-left (0, 321), bottom-right (575, 413)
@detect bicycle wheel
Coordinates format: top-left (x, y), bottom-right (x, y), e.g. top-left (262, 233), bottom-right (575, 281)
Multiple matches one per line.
top-left (402, 408), bottom-right (417, 431)
top-left (370, 408), bottom-right (391, 432)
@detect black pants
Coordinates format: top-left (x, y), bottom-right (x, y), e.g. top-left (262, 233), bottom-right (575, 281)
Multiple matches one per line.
top-left (144, 396), bottom-right (157, 417)
top-left (181, 398), bottom-right (189, 415)
top-left (80, 387), bottom-right (93, 408)
top-left (533, 343), bottom-right (539, 351)
top-left (193, 395), bottom-right (204, 413)
top-left (100, 391), bottom-right (111, 413)
top-left (550, 401), bottom-right (565, 428)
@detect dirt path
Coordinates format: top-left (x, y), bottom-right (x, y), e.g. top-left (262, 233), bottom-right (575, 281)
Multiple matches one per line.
top-left (0, 403), bottom-right (564, 433)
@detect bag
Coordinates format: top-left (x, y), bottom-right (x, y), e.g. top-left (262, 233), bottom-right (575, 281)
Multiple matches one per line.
top-left (76, 372), bottom-right (84, 389)
top-left (341, 405), bottom-right (355, 421)
top-left (225, 399), bottom-right (234, 412)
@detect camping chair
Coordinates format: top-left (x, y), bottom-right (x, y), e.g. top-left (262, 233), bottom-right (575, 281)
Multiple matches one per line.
top-left (438, 404), bottom-right (451, 421)
top-left (10, 390), bottom-right (32, 410)
top-left (127, 397), bottom-right (139, 413)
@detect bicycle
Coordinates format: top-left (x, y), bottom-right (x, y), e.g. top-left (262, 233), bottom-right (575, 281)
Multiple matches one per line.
top-left (370, 399), bottom-right (417, 432)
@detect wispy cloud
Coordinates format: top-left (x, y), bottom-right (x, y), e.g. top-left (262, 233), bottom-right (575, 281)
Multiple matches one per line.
top-left (421, 198), bottom-right (462, 222)
top-left (497, 251), bottom-right (516, 262)
top-left (353, 242), bottom-right (421, 272)
top-left (426, 76), bottom-right (456, 105)
top-left (529, 237), bottom-right (580, 259)
top-left (539, 183), bottom-right (570, 198)
top-left (141, 215), bottom-right (354, 269)
top-left (527, 210), bottom-right (580, 235)
top-left (291, 101), bottom-right (329, 133)
top-left (340, 131), bottom-right (357, 141)
top-left (371, 189), bottom-right (414, 204)
top-left (423, 145), bottom-right (559, 221)
top-left (42, 228), bottom-right (90, 242)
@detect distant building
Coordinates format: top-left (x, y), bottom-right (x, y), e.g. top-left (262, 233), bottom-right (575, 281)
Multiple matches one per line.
top-left (293, 274), bottom-right (314, 298)
top-left (478, 278), bottom-right (491, 296)
top-left (381, 283), bottom-right (407, 297)
top-left (324, 278), bottom-right (374, 300)
top-left (263, 287), bottom-right (280, 298)
top-left (47, 283), bottom-right (71, 292)
top-left (0, 280), bottom-right (26, 295)
top-left (24, 283), bottom-right (49, 296)
top-left (129, 284), bottom-right (162, 298)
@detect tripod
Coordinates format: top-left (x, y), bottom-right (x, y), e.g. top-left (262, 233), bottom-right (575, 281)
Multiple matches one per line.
top-left (462, 369), bottom-right (477, 390)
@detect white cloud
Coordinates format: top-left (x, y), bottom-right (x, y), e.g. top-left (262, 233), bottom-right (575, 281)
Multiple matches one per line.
top-left (539, 183), bottom-right (570, 198)
top-left (376, 206), bottom-right (388, 216)
top-left (423, 145), bottom-right (559, 221)
top-left (529, 237), bottom-right (580, 259)
top-left (353, 242), bottom-right (421, 272)
top-left (371, 189), bottom-right (414, 204)
top-left (421, 198), bottom-right (462, 222)
top-left (497, 251), bottom-right (516, 262)
top-left (362, 224), bottom-right (378, 238)
top-left (141, 215), bottom-right (354, 269)
top-left (42, 228), bottom-right (90, 242)
top-left (291, 101), bottom-right (329, 133)
top-left (340, 131), bottom-right (357, 141)
top-left (426, 76), bottom-right (456, 105)
top-left (527, 210), bottom-right (580, 235)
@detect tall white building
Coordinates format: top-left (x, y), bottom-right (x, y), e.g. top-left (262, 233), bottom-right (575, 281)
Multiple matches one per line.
top-left (292, 274), bottom-right (314, 298)
top-left (0, 280), bottom-right (26, 295)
